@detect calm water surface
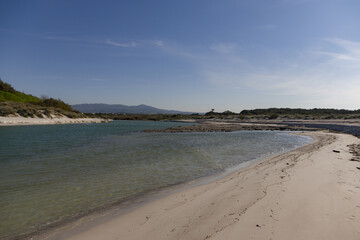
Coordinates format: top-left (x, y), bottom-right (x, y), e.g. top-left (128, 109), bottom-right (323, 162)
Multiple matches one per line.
top-left (0, 120), bottom-right (312, 238)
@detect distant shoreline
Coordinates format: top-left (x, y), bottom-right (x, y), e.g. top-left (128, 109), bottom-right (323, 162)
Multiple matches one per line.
top-left (0, 116), bottom-right (111, 126)
top-left (156, 118), bottom-right (360, 137)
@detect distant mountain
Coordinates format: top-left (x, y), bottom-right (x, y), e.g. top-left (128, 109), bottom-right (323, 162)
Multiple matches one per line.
top-left (72, 103), bottom-right (194, 115)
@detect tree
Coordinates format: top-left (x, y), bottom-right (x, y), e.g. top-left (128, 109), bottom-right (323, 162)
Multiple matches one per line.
top-left (205, 108), bottom-right (215, 115)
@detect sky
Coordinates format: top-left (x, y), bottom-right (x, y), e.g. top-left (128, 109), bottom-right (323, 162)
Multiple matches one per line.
top-left (1, 0), bottom-right (360, 112)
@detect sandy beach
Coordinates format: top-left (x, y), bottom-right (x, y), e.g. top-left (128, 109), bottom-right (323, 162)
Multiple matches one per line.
top-left (39, 131), bottom-right (360, 240)
top-left (0, 116), bottom-right (109, 126)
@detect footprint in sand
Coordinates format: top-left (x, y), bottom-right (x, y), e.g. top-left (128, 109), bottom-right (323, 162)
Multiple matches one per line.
top-left (346, 215), bottom-right (356, 221)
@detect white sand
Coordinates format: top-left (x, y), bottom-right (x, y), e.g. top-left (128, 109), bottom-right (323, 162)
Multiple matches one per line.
top-left (0, 116), bottom-right (109, 126)
top-left (42, 131), bottom-right (360, 240)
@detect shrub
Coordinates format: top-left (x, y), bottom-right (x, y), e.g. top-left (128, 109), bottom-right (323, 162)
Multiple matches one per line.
top-left (269, 113), bottom-right (279, 119)
top-left (37, 98), bottom-right (74, 112)
top-left (0, 79), bottom-right (16, 93)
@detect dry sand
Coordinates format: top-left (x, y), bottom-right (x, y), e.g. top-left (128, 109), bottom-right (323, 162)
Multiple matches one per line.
top-left (0, 116), bottom-right (109, 126)
top-left (43, 131), bottom-right (360, 240)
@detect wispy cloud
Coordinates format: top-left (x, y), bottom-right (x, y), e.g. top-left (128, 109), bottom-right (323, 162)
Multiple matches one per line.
top-left (153, 40), bottom-right (164, 47)
top-left (315, 51), bottom-right (357, 61)
top-left (198, 37), bottom-right (360, 109)
top-left (45, 35), bottom-right (141, 49)
top-left (106, 40), bottom-right (137, 47)
top-left (318, 38), bottom-right (360, 62)
top-left (156, 42), bottom-right (205, 59)
top-left (44, 36), bottom-right (78, 41)
top-left (31, 33), bottom-right (360, 109)
top-left (204, 65), bottom-right (360, 109)
top-left (3, 28), bottom-right (164, 51)
top-left (210, 43), bottom-right (237, 54)
top-left (140, 36), bottom-right (360, 108)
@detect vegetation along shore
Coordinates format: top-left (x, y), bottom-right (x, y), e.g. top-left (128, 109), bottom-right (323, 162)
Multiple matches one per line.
top-left (0, 79), bottom-right (109, 125)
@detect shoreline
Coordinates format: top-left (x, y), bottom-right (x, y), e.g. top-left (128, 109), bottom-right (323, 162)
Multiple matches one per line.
top-left (0, 116), bottom-right (110, 126)
top-left (11, 131), bottom-right (311, 240)
top-left (36, 131), bottom-right (360, 240)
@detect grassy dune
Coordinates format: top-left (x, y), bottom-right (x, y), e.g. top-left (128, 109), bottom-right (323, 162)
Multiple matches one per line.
top-left (0, 79), bottom-right (82, 118)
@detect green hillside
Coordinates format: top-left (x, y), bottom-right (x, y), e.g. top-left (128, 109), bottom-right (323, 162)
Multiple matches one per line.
top-left (0, 80), bottom-right (40, 102)
top-left (0, 79), bottom-right (82, 118)
top-left (0, 90), bottom-right (41, 103)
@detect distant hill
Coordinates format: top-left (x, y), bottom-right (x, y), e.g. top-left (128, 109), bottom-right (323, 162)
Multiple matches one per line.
top-left (72, 103), bottom-right (194, 115)
top-left (0, 79), bottom-right (82, 118)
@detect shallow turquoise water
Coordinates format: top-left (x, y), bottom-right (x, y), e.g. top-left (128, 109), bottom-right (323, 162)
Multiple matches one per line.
top-left (0, 121), bottom-right (312, 238)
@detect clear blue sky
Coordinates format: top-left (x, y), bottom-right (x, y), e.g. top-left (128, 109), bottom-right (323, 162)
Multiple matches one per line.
top-left (1, 0), bottom-right (360, 112)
